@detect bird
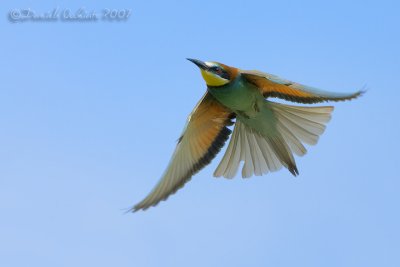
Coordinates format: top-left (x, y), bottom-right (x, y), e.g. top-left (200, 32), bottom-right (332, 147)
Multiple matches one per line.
top-left (132, 59), bottom-right (363, 212)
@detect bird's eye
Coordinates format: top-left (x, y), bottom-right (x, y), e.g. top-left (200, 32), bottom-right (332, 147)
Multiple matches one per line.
top-left (213, 66), bottom-right (222, 73)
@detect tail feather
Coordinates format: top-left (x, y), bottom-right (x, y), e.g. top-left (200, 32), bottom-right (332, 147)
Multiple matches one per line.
top-left (214, 101), bottom-right (334, 178)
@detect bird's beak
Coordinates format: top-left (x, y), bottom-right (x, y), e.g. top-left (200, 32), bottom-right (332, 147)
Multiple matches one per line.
top-left (187, 58), bottom-right (208, 70)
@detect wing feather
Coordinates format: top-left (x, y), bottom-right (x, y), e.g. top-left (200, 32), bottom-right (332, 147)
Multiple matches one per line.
top-left (214, 102), bottom-right (333, 179)
top-left (133, 92), bottom-right (233, 211)
top-left (241, 70), bottom-right (364, 104)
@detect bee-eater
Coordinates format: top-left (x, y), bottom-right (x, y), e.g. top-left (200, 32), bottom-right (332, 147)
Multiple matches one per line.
top-left (133, 59), bottom-right (363, 212)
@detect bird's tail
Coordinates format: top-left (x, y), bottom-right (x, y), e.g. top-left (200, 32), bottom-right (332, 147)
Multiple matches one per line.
top-left (214, 101), bottom-right (334, 178)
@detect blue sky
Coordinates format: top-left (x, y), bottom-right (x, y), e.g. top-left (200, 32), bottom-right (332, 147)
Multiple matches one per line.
top-left (1, 0), bottom-right (399, 266)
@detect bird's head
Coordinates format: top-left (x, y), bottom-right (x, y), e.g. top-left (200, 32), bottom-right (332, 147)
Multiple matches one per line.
top-left (187, 58), bottom-right (238, 87)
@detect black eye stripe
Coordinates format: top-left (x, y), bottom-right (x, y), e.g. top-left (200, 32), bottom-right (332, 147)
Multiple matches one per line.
top-left (210, 66), bottom-right (220, 72)
top-left (209, 65), bottom-right (230, 80)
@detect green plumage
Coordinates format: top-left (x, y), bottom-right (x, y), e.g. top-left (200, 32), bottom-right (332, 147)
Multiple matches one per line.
top-left (209, 74), bottom-right (298, 175)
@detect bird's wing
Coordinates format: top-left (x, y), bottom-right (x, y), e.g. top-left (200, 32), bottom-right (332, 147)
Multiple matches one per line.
top-left (214, 101), bottom-right (334, 178)
top-left (241, 70), bottom-right (364, 104)
top-left (133, 92), bottom-right (234, 211)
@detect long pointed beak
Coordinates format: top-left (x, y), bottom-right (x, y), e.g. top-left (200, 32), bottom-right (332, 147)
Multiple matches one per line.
top-left (187, 58), bottom-right (208, 70)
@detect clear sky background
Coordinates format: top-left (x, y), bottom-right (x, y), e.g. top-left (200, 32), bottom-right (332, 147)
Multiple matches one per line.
top-left (1, 0), bottom-right (399, 266)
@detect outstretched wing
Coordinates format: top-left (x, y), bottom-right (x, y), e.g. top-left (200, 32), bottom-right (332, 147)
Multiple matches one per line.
top-left (133, 92), bottom-right (234, 211)
top-left (241, 70), bottom-right (364, 104)
top-left (214, 102), bottom-right (334, 179)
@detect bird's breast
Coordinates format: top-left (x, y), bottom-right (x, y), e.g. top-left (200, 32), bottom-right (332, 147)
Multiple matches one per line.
top-left (208, 76), bottom-right (262, 118)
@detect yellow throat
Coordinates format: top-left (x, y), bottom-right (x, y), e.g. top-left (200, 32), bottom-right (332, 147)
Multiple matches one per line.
top-left (200, 69), bottom-right (229, 87)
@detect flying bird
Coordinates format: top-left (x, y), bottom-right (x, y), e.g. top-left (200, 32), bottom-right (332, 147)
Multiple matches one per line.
top-left (133, 59), bottom-right (363, 211)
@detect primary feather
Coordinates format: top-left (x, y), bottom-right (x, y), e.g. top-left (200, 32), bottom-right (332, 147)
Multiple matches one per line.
top-left (132, 93), bottom-right (233, 211)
